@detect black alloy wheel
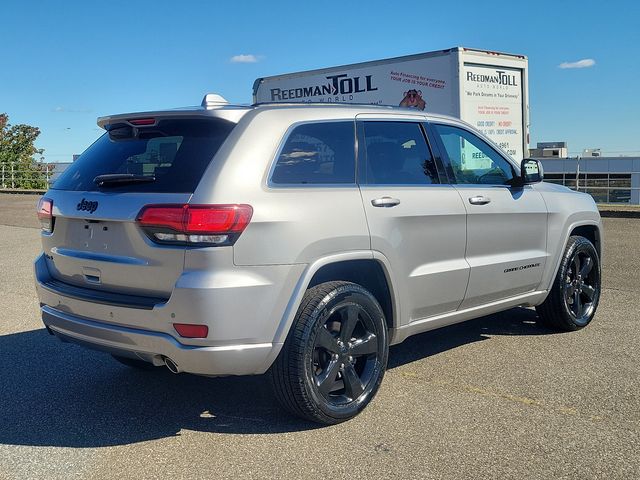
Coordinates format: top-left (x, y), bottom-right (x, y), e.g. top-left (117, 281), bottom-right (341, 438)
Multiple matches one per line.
top-left (270, 281), bottom-right (388, 424)
top-left (563, 247), bottom-right (599, 326)
top-left (537, 235), bottom-right (601, 331)
top-left (312, 302), bottom-right (381, 405)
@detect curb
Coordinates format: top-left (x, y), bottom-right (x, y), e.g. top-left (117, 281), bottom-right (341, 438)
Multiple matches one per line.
top-left (599, 209), bottom-right (640, 219)
top-left (0, 189), bottom-right (46, 195)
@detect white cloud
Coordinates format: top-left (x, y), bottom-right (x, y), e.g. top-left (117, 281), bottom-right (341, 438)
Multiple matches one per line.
top-left (52, 106), bottom-right (92, 113)
top-left (230, 54), bottom-right (260, 63)
top-left (558, 58), bottom-right (596, 69)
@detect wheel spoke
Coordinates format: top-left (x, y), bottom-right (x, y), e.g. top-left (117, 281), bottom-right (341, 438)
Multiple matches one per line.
top-left (582, 284), bottom-right (596, 300)
top-left (572, 255), bottom-right (581, 278)
top-left (341, 362), bottom-right (364, 400)
top-left (349, 332), bottom-right (378, 356)
top-left (580, 257), bottom-right (593, 278)
top-left (316, 326), bottom-right (339, 353)
top-left (566, 283), bottom-right (577, 300)
top-left (572, 290), bottom-right (582, 316)
top-left (340, 306), bottom-right (359, 342)
top-left (316, 357), bottom-right (341, 396)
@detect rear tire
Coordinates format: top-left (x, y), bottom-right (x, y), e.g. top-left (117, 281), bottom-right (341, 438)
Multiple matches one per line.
top-left (270, 281), bottom-right (389, 424)
top-left (111, 354), bottom-right (158, 370)
top-left (536, 235), bottom-right (601, 331)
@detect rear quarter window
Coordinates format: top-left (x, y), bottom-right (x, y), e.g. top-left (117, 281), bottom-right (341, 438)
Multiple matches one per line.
top-left (53, 118), bottom-right (235, 193)
top-left (270, 121), bottom-right (355, 185)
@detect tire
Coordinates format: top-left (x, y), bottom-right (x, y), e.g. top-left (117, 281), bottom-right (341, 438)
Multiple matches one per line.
top-left (536, 235), bottom-right (601, 331)
top-left (111, 354), bottom-right (159, 370)
top-left (270, 281), bottom-right (389, 424)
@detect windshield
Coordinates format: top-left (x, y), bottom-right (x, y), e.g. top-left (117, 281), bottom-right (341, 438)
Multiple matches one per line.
top-left (53, 117), bottom-right (235, 193)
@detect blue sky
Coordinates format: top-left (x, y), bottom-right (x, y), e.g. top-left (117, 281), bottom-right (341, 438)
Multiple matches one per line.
top-left (1, 0), bottom-right (638, 161)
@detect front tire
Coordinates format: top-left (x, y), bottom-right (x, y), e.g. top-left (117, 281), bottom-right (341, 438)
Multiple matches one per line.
top-left (270, 281), bottom-right (389, 424)
top-left (536, 235), bottom-right (601, 331)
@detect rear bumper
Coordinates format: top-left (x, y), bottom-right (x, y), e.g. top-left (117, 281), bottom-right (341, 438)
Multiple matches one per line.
top-left (41, 304), bottom-right (278, 376)
top-left (34, 253), bottom-right (304, 376)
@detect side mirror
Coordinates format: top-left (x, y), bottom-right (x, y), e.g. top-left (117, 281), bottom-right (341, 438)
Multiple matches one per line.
top-left (518, 158), bottom-right (544, 185)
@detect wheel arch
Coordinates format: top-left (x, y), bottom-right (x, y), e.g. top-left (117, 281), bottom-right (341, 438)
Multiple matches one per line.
top-left (570, 224), bottom-right (602, 259)
top-left (271, 251), bottom-right (401, 346)
top-left (542, 218), bottom-right (603, 293)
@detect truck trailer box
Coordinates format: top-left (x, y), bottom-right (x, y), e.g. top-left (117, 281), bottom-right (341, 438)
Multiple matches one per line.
top-left (253, 47), bottom-right (529, 161)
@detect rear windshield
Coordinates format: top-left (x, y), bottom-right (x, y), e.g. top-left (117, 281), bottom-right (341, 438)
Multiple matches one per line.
top-left (53, 118), bottom-right (235, 192)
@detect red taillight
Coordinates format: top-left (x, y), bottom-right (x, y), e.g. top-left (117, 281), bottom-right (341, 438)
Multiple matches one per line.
top-left (37, 197), bottom-right (54, 233)
top-left (129, 118), bottom-right (156, 126)
top-left (137, 204), bottom-right (253, 246)
top-left (185, 205), bottom-right (253, 233)
top-left (173, 323), bottom-right (209, 338)
top-left (138, 205), bottom-right (186, 232)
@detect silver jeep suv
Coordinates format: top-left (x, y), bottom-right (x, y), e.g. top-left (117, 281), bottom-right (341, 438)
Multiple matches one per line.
top-left (35, 94), bottom-right (603, 424)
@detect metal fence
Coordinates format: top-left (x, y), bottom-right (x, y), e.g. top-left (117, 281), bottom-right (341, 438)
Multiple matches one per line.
top-left (0, 163), bottom-right (53, 190)
top-left (543, 173), bottom-right (639, 204)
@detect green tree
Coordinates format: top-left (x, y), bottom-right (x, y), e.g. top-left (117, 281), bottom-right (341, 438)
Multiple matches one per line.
top-left (0, 113), bottom-right (50, 189)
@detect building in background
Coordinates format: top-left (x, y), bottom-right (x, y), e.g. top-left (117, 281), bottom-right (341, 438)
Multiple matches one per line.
top-left (46, 154), bottom-right (80, 185)
top-left (532, 144), bottom-right (640, 205)
top-left (46, 162), bottom-right (72, 185)
top-left (529, 142), bottom-right (568, 158)
top-left (582, 148), bottom-right (602, 158)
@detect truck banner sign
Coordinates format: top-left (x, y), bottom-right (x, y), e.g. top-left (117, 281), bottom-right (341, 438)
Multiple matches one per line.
top-left (255, 55), bottom-right (456, 116)
top-left (462, 64), bottom-right (524, 160)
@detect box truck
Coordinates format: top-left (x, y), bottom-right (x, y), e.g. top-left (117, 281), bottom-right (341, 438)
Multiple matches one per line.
top-left (253, 47), bottom-right (529, 161)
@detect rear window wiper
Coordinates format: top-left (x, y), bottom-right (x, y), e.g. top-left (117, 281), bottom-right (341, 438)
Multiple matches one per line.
top-left (94, 174), bottom-right (156, 187)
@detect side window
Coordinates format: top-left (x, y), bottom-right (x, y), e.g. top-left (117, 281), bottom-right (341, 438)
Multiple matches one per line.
top-left (271, 122), bottom-right (355, 185)
top-left (362, 122), bottom-right (439, 185)
top-left (433, 124), bottom-right (515, 185)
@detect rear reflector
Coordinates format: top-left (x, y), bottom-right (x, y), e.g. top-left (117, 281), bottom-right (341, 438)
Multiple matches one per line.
top-left (173, 323), bottom-right (209, 338)
top-left (37, 197), bottom-right (54, 233)
top-left (137, 204), bottom-right (253, 246)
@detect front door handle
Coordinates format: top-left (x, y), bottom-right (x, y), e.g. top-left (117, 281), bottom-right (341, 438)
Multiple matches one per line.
top-left (371, 197), bottom-right (401, 208)
top-left (469, 196), bottom-right (491, 205)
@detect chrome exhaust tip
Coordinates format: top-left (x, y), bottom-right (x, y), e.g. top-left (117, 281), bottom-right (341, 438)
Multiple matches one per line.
top-left (164, 357), bottom-right (180, 374)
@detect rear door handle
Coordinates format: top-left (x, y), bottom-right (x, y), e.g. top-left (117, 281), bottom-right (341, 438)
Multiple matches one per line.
top-left (371, 197), bottom-right (401, 208)
top-left (469, 196), bottom-right (491, 205)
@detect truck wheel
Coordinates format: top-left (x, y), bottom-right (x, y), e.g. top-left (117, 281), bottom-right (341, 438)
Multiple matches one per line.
top-left (270, 281), bottom-right (388, 424)
top-left (536, 235), bottom-right (601, 331)
top-left (111, 354), bottom-right (158, 370)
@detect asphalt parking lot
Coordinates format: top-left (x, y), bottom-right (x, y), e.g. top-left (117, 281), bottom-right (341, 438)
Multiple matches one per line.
top-left (0, 193), bottom-right (638, 479)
